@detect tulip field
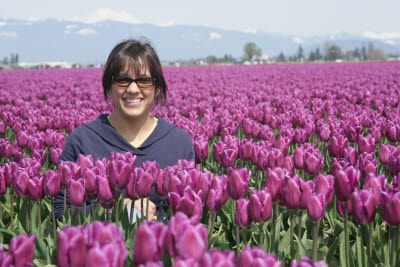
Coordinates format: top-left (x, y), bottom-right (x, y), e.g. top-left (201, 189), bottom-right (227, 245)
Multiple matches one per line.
top-left (1, 62), bottom-right (400, 266)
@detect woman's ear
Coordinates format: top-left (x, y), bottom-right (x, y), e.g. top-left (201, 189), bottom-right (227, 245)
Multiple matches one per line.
top-left (155, 89), bottom-right (160, 96)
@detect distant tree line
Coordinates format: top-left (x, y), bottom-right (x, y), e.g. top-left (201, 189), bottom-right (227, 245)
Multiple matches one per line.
top-left (1, 53), bottom-right (19, 66)
top-left (276, 41), bottom-right (390, 63)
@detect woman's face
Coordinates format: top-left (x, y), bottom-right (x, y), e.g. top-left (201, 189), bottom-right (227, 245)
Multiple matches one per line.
top-left (110, 62), bottom-right (156, 121)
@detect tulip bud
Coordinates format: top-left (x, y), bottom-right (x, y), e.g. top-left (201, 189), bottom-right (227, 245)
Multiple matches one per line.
top-left (68, 178), bottom-right (85, 206)
top-left (77, 154), bottom-right (93, 170)
top-left (27, 175), bottom-right (43, 201)
top-left (227, 167), bottom-right (251, 200)
top-left (194, 137), bottom-right (209, 162)
top-left (336, 199), bottom-right (353, 217)
top-left (169, 186), bottom-right (204, 218)
top-left (381, 190), bottom-right (400, 226)
top-left (135, 168), bottom-right (154, 198)
top-left (58, 161), bottom-right (72, 187)
top-left (314, 174), bottom-right (334, 204)
top-left (249, 188), bottom-right (272, 222)
top-left (290, 256), bottom-right (328, 267)
top-left (351, 189), bottom-right (376, 224)
top-left (213, 141), bottom-right (225, 163)
top-left (303, 149), bottom-right (324, 175)
top-left (335, 165), bottom-right (360, 202)
top-left (221, 144), bottom-right (239, 169)
top-left (44, 129), bottom-right (55, 147)
top-left (96, 174), bottom-right (115, 204)
top-left (14, 170), bottom-right (29, 197)
top-left (237, 246), bottom-right (282, 267)
top-left (344, 147), bottom-right (358, 166)
top-left (17, 130), bottom-right (30, 148)
top-left (9, 234), bottom-right (36, 267)
top-left (281, 174), bottom-right (301, 209)
top-left (0, 166), bottom-right (6, 196)
top-left (239, 139), bottom-right (254, 162)
top-left (82, 166), bottom-right (98, 194)
top-left (43, 170), bottom-right (61, 197)
top-left (200, 248), bottom-right (235, 267)
top-left (294, 147), bottom-right (305, 170)
top-left (294, 128), bottom-right (308, 144)
top-left (319, 125), bottom-right (331, 142)
top-left (207, 175), bottom-right (228, 212)
top-left (358, 134), bottom-right (375, 154)
top-left (50, 147), bottom-right (62, 165)
top-left (299, 180), bottom-right (314, 210)
top-left (307, 193), bottom-right (325, 222)
top-left (379, 144), bottom-right (393, 165)
top-left (235, 198), bottom-right (251, 227)
top-left (265, 167), bottom-right (288, 202)
top-left (133, 221), bottom-right (167, 265)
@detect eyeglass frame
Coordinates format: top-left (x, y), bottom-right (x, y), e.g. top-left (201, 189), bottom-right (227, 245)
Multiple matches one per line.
top-left (112, 75), bottom-right (155, 88)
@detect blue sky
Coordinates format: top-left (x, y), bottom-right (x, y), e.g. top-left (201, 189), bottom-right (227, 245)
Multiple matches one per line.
top-left (1, 0), bottom-right (399, 37)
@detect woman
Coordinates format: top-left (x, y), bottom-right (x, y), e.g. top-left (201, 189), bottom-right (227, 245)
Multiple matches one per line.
top-left (54, 39), bottom-right (195, 221)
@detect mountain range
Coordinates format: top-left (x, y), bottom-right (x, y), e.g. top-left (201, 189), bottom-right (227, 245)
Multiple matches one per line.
top-left (0, 18), bottom-right (399, 63)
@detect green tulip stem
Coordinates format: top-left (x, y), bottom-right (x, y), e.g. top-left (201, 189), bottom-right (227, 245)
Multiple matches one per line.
top-left (115, 192), bottom-right (119, 225)
top-left (130, 200), bottom-right (135, 224)
top-left (10, 190), bottom-right (14, 231)
top-left (298, 210), bottom-right (303, 243)
top-left (37, 201), bottom-right (42, 239)
top-left (289, 211), bottom-right (295, 259)
top-left (208, 211), bottom-right (216, 240)
top-left (235, 225), bottom-right (240, 256)
top-left (141, 199), bottom-right (144, 223)
top-left (90, 200), bottom-right (94, 222)
top-left (368, 221), bottom-right (373, 267)
top-left (146, 197), bottom-right (150, 222)
top-left (391, 226), bottom-right (396, 267)
top-left (271, 203), bottom-right (277, 254)
top-left (243, 228), bottom-right (247, 245)
top-left (28, 199), bottom-right (32, 234)
top-left (312, 220), bottom-right (320, 262)
top-left (158, 200), bottom-right (163, 222)
top-left (83, 203), bottom-right (86, 225)
top-left (78, 207), bottom-right (81, 225)
top-left (51, 198), bottom-right (57, 238)
top-left (106, 208), bottom-right (110, 222)
top-left (259, 222), bottom-right (264, 248)
top-left (344, 204), bottom-right (350, 267)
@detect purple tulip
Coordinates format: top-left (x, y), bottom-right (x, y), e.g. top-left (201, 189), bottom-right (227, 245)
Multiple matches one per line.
top-left (381, 189), bottom-right (400, 226)
top-left (50, 147), bottom-right (62, 165)
top-left (137, 261), bottom-right (164, 267)
top-left (389, 149), bottom-right (400, 177)
top-left (299, 180), bottom-right (314, 210)
top-left (54, 133), bottom-right (66, 148)
top-left (265, 167), bottom-right (288, 202)
top-left (344, 147), bottom-right (358, 166)
top-left (68, 178), bottom-right (85, 206)
top-left (207, 175), bottom-right (228, 212)
top-left (0, 166), bottom-right (6, 196)
top-left (303, 149), bottom-right (324, 175)
top-left (200, 248), bottom-right (235, 267)
top-left (194, 137), bottom-right (209, 162)
top-left (221, 144), bottom-right (239, 169)
top-left (133, 221), bottom-right (167, 265)
top-left (290, 256), bottom-right (328, 267)
top-left (227, 167), bottom-right (251, 200)
top-left (14, 170), bottom-right (29, 197)
top-left (327, 135), bottom-right (348, 158)
top-left (363, 174), bottom-right (387, 205)
top-left (96, 174), bottom-right (115, 204)
top-left (359, 152), bottom-right (377, 178)
top-left (334, 165), bottom-right (360, 202)
top-left (294, 147), bottom-right (305, 170)
top-left (57, 225), bottom-right (87, 267)
top-left (235, 198), bottom-right (251, 227)
top-left (239, 139), bottom-right (254, 162)
top-left (9, 234), bottom-right (36, 267)
top-left (134, 168), bottom-right (154, 198)
top-left (379, 144), bottom-right (394, 165)
top-left (58, 161), bottom-right (73, 187)
top-left (314, 174), bottom-right (334, 204)
top-left (281, 174), bottom-right (302, 209)
top-left (43, 170), bottom-right (61, 197)
top-left (17, 130), bottom-right (29, 148)
top-left (4, 161), bottom-right (18, 187)
top-left (307, 193), bottom-right (325, 222)
top-left (249, 188), bottom-right (272, 222)
top-left (267, 148), bottom-right (284, 169)
top-left (370, 126), bottom-right (381, 143)
top-left (275, 136), bottom-right (290, 156)
top-left (77, 154), bottom-right (93, 170)
top-left (344, 124), bottom-right (362, 143)
top-left (237, 246), bottom-right (282, 267)
top-left (0, 121), bottom-right (5, 135)
top-left (169, 186), bottom-right (205, 218)
top-left (27, 175), bottom-right (43, 201)
top-left (283, 155), bottom-right (294, 173)
top-left (350, 189), bottom-right (376, 224)
top-left (319, 125), bottom-right (331, 142)
top-left (165, 212), bottom-right (207, 260)
top-left (213, 141), bottom-right (225, 163)
top-left (294, 128), bottom-right (308, 144)
top-left (358, 134), bottom-right (375, 154)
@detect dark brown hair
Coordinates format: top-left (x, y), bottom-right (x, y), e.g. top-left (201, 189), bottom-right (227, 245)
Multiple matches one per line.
top-left (102, 38), bottom-right (167, 105)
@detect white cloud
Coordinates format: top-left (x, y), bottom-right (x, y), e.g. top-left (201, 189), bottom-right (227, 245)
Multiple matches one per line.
top-left (292, 37), bottom-right (304, 44)
top-left (241, 28), bottom-right (257, 34)
top-left (158, 21), bottom-right (175, 27)
top-left (75, 28), bottom-right (97, 35)
top-left (0, 31), bottom-right (18, 38)
top-left (383, 40), bottom-right (396, 45)
top-left (362, 31), bottom-right (400, 40)
top-left (27, 17), bottom-right (39, 22)
top-left (0, 22), bottom-right (6, 27)
top-left (209, 32), bottom-right (222, 40)
top-left (70, 8), bottom-right (141, 24)
top-left (65, 24), bottom-right (78, 30)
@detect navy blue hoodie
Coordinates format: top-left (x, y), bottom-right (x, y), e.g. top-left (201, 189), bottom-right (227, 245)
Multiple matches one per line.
top-left (54, 114), bottom-right (195, 220)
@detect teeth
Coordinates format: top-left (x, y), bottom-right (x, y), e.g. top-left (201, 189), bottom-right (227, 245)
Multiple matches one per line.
top-left (125, 99), bottom-right (142, 103)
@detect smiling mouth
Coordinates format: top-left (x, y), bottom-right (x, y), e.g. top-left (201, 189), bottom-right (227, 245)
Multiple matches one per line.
top-left (124, 98), bottom-right (143, 103)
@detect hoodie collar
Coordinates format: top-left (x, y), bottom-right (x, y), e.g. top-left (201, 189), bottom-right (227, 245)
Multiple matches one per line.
top-left (83, 114), bottom-right (176, 155)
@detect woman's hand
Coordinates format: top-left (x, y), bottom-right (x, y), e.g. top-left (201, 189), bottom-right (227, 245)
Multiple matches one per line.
top-left (124, 198), bottom-right (157, 221)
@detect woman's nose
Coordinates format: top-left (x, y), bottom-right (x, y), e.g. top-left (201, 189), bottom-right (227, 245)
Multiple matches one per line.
top-left (126, 81), bottom-right (140, 93)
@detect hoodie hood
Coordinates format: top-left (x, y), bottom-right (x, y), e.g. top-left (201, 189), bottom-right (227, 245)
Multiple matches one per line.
top-left (82, 114), bottom-right (176, 155)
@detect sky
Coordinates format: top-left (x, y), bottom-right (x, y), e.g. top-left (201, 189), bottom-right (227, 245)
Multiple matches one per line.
top-left (0, 0), bottom-right (399, 37)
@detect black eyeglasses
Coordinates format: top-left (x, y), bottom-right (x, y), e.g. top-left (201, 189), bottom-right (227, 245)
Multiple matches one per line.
top-left (112, 75), bottom-right (155, 88)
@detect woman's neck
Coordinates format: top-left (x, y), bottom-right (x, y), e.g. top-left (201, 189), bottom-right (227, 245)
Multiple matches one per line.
top-left (108, 112), bottom-right (154, 144)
